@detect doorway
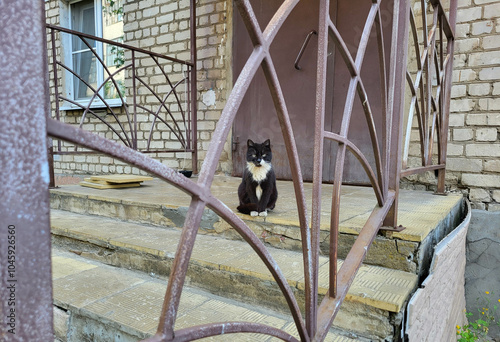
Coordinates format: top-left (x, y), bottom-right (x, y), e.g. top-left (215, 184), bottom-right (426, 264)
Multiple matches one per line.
top-left (232, 0), bottom-right (394, 185)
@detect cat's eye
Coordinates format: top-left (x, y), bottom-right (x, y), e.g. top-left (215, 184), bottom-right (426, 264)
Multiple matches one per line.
top-left (262, 154), bottom-right (266, 157)
top-left (252, 154), bottom-right (256, 157)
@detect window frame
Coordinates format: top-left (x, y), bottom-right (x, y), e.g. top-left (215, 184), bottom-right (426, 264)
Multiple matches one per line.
top-left (60, 0), bottom-right (123, 110)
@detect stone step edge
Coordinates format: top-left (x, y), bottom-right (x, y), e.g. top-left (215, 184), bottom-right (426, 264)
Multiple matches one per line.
top-left (52, 249), bottom-right (360, 342)
top-left (49, 188), bottom-right (421, 240)
top-left (51, 209), bottom-right (418, 314)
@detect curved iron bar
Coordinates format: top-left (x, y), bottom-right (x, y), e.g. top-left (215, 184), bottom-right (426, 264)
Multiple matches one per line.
top-left (326, 9), bottom-right (385, 203)
top-left (422, 8), bottom-right (439, 163)
top-left (151, 55), bottom-right (188, 130)
top-left (46, 118), bottom-right (307, 342)
top-left (57, 62), bottom-right (133, 148)
top-left (233, 0), bottom-right (314, 338)
top-left (326, 0), bottom-right (383, 296)
top-left (324, 132), bottom-right (383, 204)
top-left (428, 53), bottom-right (445, 163)
top-left (425, 10), bottom-right (439, 165)
top-left (315, 191), bottom-right (396, 342)
top-left (135, 75), bottom-right (187, 148)
top-left (409, 8), bottom-right (423, 74)
top-left (356, 79), bottom-right (385, 202)
top-left (261, 55), bottom-right (314, 338)
top-left (57, 96), bottom-right (130, 147)
top-left (145, 322), bottom-right (299, 342)
top-left (136, 105), bottom-right (187, 151)
top-left (403, 72), bottom-right (425, 167)
top-left (156, 0), bottom-right (313, 339)
top-left (137, 104), bottom-right (186, 150)
top-left (76, 35), bottom-right (135, 143)
top-left (427, 52), bottom-right (452, 167)
top-left (353, 2), bottom-right (381, 71)
top-left (157, 45), bottom-right (266, 341)
top-left (146, 77), bottom-right (189, 150)
top-left (374, 8), bottom-right (388, 198)
top-left (420, 0), bottom-right (429, 47)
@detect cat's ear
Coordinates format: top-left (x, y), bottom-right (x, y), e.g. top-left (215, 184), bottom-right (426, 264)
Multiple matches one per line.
top-left (263, 139), bottom-right (270, 147)
top-left (247, 139), bottom-right (254, 147)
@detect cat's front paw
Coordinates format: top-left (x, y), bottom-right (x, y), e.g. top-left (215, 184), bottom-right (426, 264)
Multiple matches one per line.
top-left (258, 211), bottom-right (267, 217)
top-left (250, 211), bottom-right (259, 217)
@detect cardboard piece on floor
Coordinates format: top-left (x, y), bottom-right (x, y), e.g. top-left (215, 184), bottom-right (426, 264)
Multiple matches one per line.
top-left (83, 178), bottom-right (109, 185)
top-left (89, 175), bottom-right (154, 184)
top-left (79, 181), bottom-right (142, 190)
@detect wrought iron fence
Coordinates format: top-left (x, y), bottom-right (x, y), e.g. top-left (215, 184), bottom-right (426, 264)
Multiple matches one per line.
top-left (401, 0), bottom-right (457, 194)
top-left (46, 23), bottom-right (197, 180)
top-left (43, 0), bottom-right (457, 341)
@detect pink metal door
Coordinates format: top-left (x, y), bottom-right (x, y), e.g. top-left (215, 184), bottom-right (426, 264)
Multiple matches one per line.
top-left (233, 0), bottom-right (394, 185)
top-left (232, 0), bottom-right (333, 182)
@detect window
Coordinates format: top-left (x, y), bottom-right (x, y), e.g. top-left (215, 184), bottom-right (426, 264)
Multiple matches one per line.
top-left (62, 0), bottom-right (124, 108)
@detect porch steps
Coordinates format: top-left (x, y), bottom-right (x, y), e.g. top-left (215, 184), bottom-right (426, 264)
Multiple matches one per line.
top-left (50, 176), bottom-right (464, 341)
top-left (50, 177), bottom-right (464, 276)
top-left (52, 248), bottom-right (360, 342)
top-left (51, 209), bottom-right (417, 341)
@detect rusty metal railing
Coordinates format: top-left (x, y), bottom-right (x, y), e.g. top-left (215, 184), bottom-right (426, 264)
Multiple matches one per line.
top-left (43, 0), bottom-right (457, 341)
top-left (46, 23), bottom-right (197, 179)
top-left (401, 0), bottom-right (457, 194)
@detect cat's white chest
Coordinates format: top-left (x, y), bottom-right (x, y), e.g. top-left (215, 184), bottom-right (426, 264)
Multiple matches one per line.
top-left (247, 161), bottom-right (271, 183)
top-left (256, 185), bottom-right (263, 200)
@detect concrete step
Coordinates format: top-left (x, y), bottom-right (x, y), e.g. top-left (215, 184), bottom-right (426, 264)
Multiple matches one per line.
top-left (52, 248), bottom-right (362, 342)
top-left (50, 176), bottom-right (464, 276)
top-left (51, 209), bottom-right (418, 341)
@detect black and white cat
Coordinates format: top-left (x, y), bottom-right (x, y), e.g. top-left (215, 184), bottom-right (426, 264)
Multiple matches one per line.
top-left (237, 139), bottom-right (278, 217)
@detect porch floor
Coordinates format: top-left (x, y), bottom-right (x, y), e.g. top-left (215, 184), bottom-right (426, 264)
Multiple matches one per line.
top-left (52, 175), bottom-right (463, 243)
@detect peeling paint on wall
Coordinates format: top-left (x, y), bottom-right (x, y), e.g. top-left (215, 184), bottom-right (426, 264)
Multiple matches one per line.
top-left (202, 89), bottom-right (216, 107)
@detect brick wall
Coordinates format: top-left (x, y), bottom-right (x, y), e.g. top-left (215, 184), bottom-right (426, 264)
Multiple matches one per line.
top-left (402, 0), bottom-right (500, 211)
top-left (449, 0), bottom-right (500, 210)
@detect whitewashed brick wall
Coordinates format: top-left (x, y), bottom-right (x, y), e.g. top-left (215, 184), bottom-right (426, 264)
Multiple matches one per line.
top-left (403, 0), bottom-right (500, 211)
top-left (448, 0), bottom-right (500, 210)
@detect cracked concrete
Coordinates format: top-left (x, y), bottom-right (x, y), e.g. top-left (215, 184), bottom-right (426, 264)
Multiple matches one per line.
top-left (465, 209), bottom-right (500, 338)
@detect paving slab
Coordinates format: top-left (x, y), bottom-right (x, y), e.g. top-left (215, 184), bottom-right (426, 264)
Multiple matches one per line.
top-left (52, 249), bottom-right (360, 342)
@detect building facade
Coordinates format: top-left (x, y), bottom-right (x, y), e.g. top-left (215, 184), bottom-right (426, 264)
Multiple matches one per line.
top-left (45, 0), bottom-right (500, 211)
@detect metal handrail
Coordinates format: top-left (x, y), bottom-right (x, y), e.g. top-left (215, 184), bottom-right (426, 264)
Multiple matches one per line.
top-left (46, 23), bottom-right (198, 184)
top-left (401, 0), bottom-right (457, 193)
